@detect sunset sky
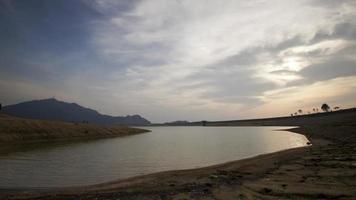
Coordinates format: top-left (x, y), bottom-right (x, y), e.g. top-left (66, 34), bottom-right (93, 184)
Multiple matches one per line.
top-left (1, 0), bottom-right (356, 122)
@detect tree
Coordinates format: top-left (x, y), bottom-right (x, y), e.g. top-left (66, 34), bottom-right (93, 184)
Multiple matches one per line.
top-left (334, 106), bottom-right (340, 110)
top-left (0, 103), bottom-right (2, 111)
top-left (298, 109), bottom-right (303, 115)
top-left (321, 103), bottom-right (330, 112)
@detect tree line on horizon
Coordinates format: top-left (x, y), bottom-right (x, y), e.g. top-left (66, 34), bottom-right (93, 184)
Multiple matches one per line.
top-left (291, 103), bottom-right (341, 116)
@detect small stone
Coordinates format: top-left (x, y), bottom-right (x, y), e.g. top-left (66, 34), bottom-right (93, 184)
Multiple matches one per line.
top-left (205, 183), bottom-right (213, 187)
top-left (203, 188), bottom-right (210, 193)
top-left (263, 188), bottom-right (272, 194)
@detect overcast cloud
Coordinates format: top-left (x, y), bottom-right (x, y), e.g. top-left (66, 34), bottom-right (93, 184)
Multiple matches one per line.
top-left (0, 0), bottom-right (356, 122)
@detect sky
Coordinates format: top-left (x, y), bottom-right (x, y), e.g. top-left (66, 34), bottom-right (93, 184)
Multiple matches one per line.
top-left (0, 0), bottom-right (356, 122)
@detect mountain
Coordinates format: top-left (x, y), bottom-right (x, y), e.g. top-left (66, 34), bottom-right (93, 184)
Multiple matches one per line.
top-left (2, 98), bottom-right (150, 125)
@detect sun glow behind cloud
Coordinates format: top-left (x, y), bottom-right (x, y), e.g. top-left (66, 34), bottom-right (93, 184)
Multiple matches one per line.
top-left (251, 76), bottom-right (356, 117)
top-left (85, 0), bottom-right (356, 121)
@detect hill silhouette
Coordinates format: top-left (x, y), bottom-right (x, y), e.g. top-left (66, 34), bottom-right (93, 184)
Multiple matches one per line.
top-left (2, 98), bottom-right (150, 125)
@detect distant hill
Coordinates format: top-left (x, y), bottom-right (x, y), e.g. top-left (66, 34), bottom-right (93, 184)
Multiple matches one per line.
top-left (163, 120), bottom-right (190, 126)
top-left (2, 98), bottom-right (150, 125)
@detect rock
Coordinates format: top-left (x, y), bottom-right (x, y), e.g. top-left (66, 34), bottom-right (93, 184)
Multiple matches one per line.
top-left (263, 188), bottom-right (272, 194)
top-left (205, 183), bottom-right (213, 187)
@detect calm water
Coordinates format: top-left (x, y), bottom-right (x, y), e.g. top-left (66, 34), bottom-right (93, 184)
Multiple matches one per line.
top-left (0, 126), bottom-right (308, 188)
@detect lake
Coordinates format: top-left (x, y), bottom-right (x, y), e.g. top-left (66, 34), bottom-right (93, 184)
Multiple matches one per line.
top-left (0, 126), bottom-right (308, 188)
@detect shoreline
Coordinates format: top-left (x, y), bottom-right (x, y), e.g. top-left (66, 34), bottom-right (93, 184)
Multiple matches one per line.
top-left (1, 123), bottom-right (356, 199)
top-left (1, 147), bottom-right (310, 199)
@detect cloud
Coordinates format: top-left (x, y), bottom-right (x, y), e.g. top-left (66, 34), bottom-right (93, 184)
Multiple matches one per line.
top-left (78, 0), bottom-right (356, 121)
top-left (1, 0), bottom-right (356, 122)
top-left (248, 76), bottom-right (356, 117)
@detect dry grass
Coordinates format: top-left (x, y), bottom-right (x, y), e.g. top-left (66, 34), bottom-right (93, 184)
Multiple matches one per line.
top-left (0, 113), bottom-right (148, 143)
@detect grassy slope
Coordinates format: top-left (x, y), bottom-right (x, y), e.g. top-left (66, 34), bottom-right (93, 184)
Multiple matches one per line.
top-left (0, 113), bottom-right (148, 143)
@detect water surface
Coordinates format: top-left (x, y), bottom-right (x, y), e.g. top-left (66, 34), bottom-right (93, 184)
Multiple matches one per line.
top-left (0, 126), bottom-right (308, 188)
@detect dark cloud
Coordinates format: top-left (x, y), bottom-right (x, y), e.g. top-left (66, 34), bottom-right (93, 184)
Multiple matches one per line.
top-left (310, 0), bottom-right (356, 9)
top-left (311, 22), bottom-right (356, 43)
top-left (181, 50), bottom-right (274, 105)
top-left (300, 58), bottom-right (356, 83)
top-left (82, 0), bottom-right (140, 16)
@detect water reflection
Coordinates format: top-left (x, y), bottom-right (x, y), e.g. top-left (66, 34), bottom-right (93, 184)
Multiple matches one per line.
top-left (0, 135), bottom-right (135, 156)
